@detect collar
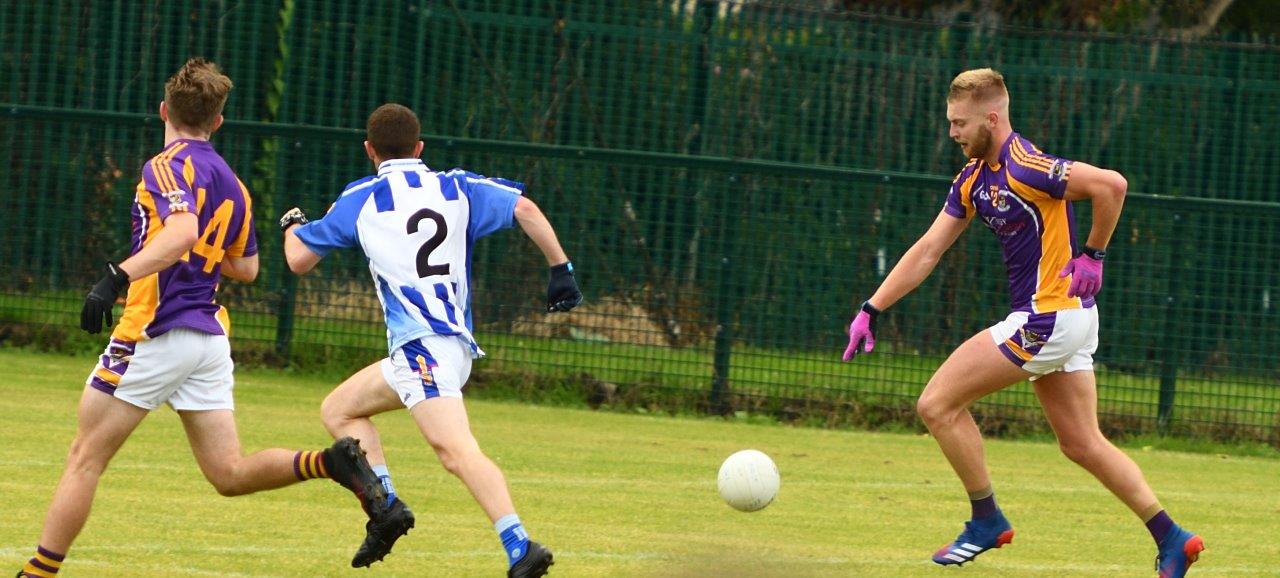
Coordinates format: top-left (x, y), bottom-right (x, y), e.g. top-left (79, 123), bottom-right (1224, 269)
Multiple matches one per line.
top-left (377, 158), bottom-right (429, 176)
top-left (986, 132), bottom-right (1017, 171)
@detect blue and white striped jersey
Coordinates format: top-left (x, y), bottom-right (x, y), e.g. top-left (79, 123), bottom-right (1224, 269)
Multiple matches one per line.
top-left (294, 158), bottom-right (522, 357)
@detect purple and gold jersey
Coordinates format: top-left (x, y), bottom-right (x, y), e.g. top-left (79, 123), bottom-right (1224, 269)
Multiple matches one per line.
top-left (112, 139), bottom-right (257, 341)
top-left (943, 132), bottom-right (1092, 314)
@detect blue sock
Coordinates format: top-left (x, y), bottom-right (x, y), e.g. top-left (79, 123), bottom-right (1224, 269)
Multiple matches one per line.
top-left (1146, 510), bottom-right (1174, 545)
top-left (371, 464), bottom-right (397, 507)
top-left (969, 488), bottom-right (998, 520)
top-left (495, 513), bottom-right (530, 567)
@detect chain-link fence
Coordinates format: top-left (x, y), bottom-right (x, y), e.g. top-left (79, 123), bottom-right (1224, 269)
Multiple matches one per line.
top-left (3, 1), bottom-right (1278, 444)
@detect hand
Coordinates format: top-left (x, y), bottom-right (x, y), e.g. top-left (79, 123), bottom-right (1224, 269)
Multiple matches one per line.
top-left (81, 262), bottom-right (130, 334)
top-left (546, 262), bottom-right (582, 312)
top-left (842, 301), bottom-right (880, 361)
top-left (1058, 253), bottom-right (1104, 298)
top-left (279, 207), bottom-right (309, 232)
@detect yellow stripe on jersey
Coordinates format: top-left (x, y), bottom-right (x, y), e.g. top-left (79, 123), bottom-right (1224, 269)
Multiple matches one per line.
top-left (215, 304), bottom-right (232, 336)
top-left (227, 178), bottom-right (254, 257)
top-left (1002, 338), bottom-right (1035, 361)
top-left (1010, 138), bottom-right (1053, 173)
top-left (182, 154), bottom-right (196, 189)
top-left (957, 163), bottom-right (982, 216)
top-left (151, 142), bottom-right (189, 197)
top-left (112, 170), bottom-right (172, 342)
top-left (1008, 171), bottom-right (1081, 313)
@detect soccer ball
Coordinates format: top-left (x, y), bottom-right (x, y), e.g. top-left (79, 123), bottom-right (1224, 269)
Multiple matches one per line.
top-left (717, 449), bottom-right (780, 512)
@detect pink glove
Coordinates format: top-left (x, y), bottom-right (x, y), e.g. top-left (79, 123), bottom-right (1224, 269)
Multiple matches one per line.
top-left (1058, 253), bottom-right (1104, 298)
top-left (842, 301), bottom-right (880, 361)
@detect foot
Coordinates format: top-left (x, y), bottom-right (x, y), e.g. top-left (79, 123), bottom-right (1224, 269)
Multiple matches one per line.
top-left (931, 510), bottom-right (1014, 566)
top-left (326, 437), bottom-right (387, 518)
top-left (1156, 525), bottom-right (1204, 578)
top-left (508, 541), bottom-right (554, 578)
top-left (352, 498), bottom-right (416, 567)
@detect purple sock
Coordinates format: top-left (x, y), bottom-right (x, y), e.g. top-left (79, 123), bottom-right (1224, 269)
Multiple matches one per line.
top-left (1146, 510), bottom-right (1174, 545)
top-left (971, 494), bottom-right (998, 520)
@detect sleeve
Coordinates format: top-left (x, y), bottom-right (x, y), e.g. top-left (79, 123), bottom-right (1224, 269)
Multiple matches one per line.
top-left (140, 152), bottom-right (197, 223)
top-left (457, 170), bottom-right (523, 239)
top-left (1008, 138), bottom-right (1073, 199)
top-left (227, 179), bottom-right (258, 258)
top-left (942, 167), bottom-right (975, 219)
top-left (292, 188), bottom-right (366, 257)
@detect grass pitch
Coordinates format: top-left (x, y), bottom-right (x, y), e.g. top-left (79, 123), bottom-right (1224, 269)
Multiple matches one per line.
top-left (1, 348), bottom-right (1277, 577)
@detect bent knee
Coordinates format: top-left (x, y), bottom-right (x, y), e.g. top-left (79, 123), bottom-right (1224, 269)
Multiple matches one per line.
top-left (320, 394), bottom-right (352, 433)
top-left (915, 391), bottom-right (956, 425)
top-left (1057, 436), bottom-right (1109, 464)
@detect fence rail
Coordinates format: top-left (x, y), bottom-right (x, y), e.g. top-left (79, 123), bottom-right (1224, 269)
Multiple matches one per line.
top-left (2, 1), bottom-right (1278, 444)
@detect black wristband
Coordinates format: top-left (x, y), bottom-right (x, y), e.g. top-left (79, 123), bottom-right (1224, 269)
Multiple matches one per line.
top-left (1081, 246), bottom-right (1106, 261)
top-left (105, 262), bottom-right (130, 292)
top-left (550, 262), bottom-right (573, 275)
top-left (860, 300), bottom-right (881, 317)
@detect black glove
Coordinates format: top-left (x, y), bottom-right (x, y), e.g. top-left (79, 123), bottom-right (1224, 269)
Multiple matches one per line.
top-left (279, 207), bottom-right (309, 232)
top-left (546, 262), bottom-right (583, 312)
top-left (81, 262), bottom-right (130, 334)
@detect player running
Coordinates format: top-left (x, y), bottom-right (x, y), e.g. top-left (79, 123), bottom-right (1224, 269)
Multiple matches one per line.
top-left (15, 58), bottom-right (387, 578)
top-left (840, 69), bottom-right (1203, 577)
top-left (280, 103), bottom-right (580, 577)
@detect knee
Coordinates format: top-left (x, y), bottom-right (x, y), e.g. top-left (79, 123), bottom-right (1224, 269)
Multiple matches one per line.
top-left (1057, 435), bottom-right (1106, 465)
top-left (915, 390), bottom-right (954, 427)
top-left (65, 437), bottom-right (109, 477)
top-left (429, 440), bottom-right (479, 477)
top-left (319, 393), bottom-right (349, 435)
top-left (203, 462), bottom-right (251, 497)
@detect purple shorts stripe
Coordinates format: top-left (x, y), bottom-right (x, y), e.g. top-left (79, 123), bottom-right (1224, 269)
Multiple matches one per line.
top-left (89, 376), bottom-right (118, 395)
top-left (996, 343), bottom-right (1029, 367)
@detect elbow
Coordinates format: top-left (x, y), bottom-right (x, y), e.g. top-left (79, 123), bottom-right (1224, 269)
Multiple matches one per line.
top-left (239, 266), bottom-right (260, 283)
top-left (285, 255), bottom-right (309, 275)
top-left (513, 196), bottom-right (536, 221)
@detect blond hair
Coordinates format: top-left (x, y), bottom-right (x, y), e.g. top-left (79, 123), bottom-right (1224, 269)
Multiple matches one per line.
top-left (164, 58), bottom-right (233, 133)
top-left (947, 68), bottom-right (1008, 105)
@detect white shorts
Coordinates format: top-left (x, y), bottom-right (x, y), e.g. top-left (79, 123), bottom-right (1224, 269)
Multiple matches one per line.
top-left (87, 328), bottom-right (235, 411)
top-left (380, 334), bottom-right (473, 409)
top-left (988, 307), bottom-right (1099, 380)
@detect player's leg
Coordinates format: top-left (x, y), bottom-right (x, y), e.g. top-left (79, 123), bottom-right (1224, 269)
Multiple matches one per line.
top-left (396, 336), bottom-right (552, 577)
top-left (1033, 369), bottom-right (1203, 576)
top-left (917, 329), bottom-right (1031, 566)
top-left (172, 331), bottom-right (386, 513)
top-left (320, 360), bottom-right (417, 568)
top-left (19, 387), bottom-right (148, 578)
top-left (320, 360), bottom-right (405, 502)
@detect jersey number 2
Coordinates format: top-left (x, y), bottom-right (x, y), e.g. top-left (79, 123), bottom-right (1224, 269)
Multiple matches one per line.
top-left (407, 208), bottom-right (449, 277)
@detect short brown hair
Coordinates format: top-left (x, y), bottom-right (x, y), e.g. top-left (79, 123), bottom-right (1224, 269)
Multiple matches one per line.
top-left (367, 104), bottom-right (421, 159)
top-left (947, 68), bottom-right (1008, 104)
top-left (164, 57), bottom-right (233, 133)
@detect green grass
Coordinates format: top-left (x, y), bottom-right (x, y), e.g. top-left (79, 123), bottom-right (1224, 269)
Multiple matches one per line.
top-left (5, 291), bottom-right (1279, 448)
top-left (2, 348), bottom-right (1279, 576)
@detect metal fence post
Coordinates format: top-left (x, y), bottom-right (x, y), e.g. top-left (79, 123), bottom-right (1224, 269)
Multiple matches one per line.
top-left (1157, 212), bottom-right (1182, 433)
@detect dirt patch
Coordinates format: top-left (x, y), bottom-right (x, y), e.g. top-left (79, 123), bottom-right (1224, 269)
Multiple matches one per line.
top-left (510, 296), bottom-right (681, 347)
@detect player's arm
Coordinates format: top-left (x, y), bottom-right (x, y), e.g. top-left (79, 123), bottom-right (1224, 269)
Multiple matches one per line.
top-left (81, 212), bottom-right (199, 334)
top-left (514, 197), bottom-right (569, 266)
top-left (867, 210), bottom-right (970, 312)
top-left (514, 196), bottom-right (582, 312)
top-left (283, 223), bottom-right (323, 274)
top-left (1062, 161), bottom-right (1127, 251)
top-left (220, 254), bottom-right (259, 282)
top-left (117, 212), bottom-right (200, 279)
top-left (842, 210), bottom-right (969, 360)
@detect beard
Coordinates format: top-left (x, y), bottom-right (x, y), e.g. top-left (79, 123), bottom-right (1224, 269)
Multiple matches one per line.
top-left (961, 125), bottom-right (994, 159)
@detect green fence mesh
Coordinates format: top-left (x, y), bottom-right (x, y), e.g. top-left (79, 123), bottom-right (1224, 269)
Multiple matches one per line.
top-left (3, 1), bottom-right (1278, 444)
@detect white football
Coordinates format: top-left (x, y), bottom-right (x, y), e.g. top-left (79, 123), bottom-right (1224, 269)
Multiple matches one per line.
top-left (717, 449), bottom-right (780, 512)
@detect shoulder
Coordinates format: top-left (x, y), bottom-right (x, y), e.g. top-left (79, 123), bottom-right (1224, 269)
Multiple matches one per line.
top-left (342, 175), bottom-right (378, 194)
top-left (951, 159), bottom-right (981, 187)
top-left (1008, 135), bottom-right (1063, 174)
